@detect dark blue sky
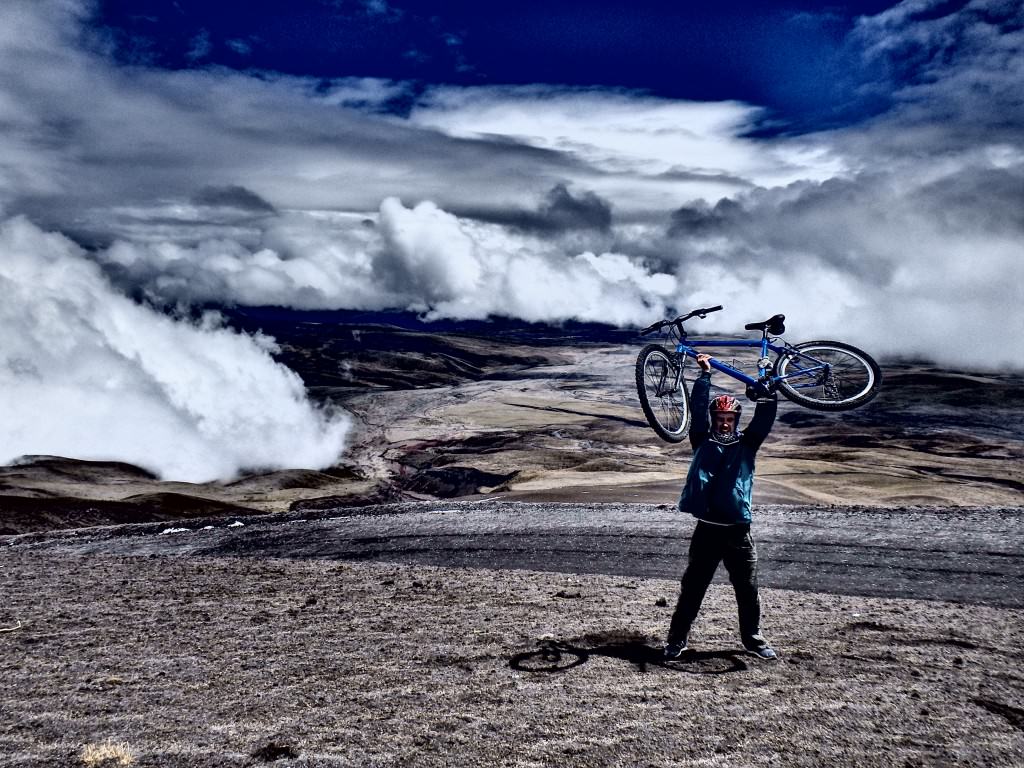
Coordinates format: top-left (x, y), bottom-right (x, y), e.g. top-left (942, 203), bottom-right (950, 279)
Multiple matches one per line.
top-left (91, 0), bottom-right (904, 131)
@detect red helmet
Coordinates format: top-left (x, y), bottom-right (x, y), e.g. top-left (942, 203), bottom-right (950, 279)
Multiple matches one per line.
top-left (709, 395), bottom-right (742, 416)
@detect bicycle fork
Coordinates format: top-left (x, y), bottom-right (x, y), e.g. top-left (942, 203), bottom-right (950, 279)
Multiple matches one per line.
top-left (653, 357), bottom-right (685, 397)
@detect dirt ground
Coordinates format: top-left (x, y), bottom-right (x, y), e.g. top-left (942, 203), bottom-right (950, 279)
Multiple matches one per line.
top-left (2, 320), bottom-right (1022, 766)
top-left (1, 546), bottom-right (1022, 767)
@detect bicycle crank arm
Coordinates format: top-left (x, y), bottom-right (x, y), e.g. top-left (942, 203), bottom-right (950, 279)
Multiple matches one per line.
top-left (745, 379), bottom-right (775, 401)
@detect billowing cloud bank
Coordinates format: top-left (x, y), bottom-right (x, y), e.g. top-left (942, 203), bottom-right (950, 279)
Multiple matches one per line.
top-left (0, 0), bottom-right (1022, 476)
top-left (93, 171), bottom-right (1023, 365)
top-left (99, 197), bottom-right (677, 327)
top-left (0, 218), bottom-right (349, 481)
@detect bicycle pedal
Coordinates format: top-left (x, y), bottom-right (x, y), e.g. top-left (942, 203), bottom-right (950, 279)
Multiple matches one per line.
top-left (745, 382), bottom-right (773, 401)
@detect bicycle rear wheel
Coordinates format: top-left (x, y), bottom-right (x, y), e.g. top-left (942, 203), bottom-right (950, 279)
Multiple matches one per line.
top-left (773, 341), bottom-right (881, 411)
top-left (635, 344), bottom-right (691, 442)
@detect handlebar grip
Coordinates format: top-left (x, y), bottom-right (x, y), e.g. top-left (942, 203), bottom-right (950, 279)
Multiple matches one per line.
top-left (639, 321), bottom-right (664, 336)
top-left (693, 304), bottom-right (724, 318)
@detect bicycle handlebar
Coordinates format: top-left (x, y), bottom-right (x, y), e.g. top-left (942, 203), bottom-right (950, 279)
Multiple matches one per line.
top-left (684, 304), bottom-right (723, 320)
top-left (639, 320), bottom-right (667, 336)
top-left (638, 305), bottom-right (724, 336)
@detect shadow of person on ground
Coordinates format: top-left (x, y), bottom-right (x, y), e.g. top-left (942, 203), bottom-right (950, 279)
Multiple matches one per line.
top-left (509, 635), bottom-right (748, 675)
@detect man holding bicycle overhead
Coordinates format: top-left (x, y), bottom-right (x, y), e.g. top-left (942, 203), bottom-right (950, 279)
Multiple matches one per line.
top-left (664, 352), bottom-right (779, 661)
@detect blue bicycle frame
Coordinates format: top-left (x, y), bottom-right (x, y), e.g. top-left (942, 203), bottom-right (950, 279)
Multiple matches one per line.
top-left (637, 307), bottom-right (881, 442)
top-left (675, 337), bottom-right (829, 395)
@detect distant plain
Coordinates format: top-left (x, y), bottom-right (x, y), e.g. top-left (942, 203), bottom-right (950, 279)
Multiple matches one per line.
top-left (2, 311), bottom-right (1021, 531)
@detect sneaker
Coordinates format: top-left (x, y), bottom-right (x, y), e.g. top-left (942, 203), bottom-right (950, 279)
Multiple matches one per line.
top-left (662, 641), bottom-right (688, 660)
top-left (744, 643), bottom-right (778, 660)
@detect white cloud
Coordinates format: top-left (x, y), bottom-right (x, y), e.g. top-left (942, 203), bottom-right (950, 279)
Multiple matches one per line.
top-left (1, 1), bottom-right (846, 233)
top-left (409, 86), bottom-right (846, 213)
top-left (376, 198), bottom-right (483, 301)
top-left (94, 199), bottom-right (679, 327)
top-left (0, 217), bottom-right (350, 482)
top-left (226, 38), bottom-right (252, 56)
top-left (186, 29), bottom-right (212, 63)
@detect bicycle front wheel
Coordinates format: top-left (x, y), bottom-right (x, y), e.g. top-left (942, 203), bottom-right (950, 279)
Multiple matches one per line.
top-left (635, 344), bottom-right (691, 442)
top-left (773, 341), bottom-right (881, 411)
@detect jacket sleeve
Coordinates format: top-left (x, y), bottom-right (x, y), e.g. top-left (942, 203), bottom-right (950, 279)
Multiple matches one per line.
top-left (688, 372), bottom-right (711, 450)
top-left (743, 393), bottom-right (778, 451)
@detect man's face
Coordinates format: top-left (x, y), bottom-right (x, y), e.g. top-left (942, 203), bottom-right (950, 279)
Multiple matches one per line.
top-left (711, 411), bottom-right (738, 435)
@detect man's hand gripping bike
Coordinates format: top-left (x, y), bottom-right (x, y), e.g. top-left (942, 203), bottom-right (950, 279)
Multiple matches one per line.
top-left (635, 305), bottom-right (882, 443)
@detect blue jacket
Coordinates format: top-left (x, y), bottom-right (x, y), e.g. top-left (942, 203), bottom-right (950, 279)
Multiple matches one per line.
top-left (677, 372), bottom-right (777, 525)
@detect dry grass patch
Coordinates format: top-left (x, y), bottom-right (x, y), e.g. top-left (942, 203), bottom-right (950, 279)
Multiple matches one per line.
top-left (80, 740), bottom-right (135, 766)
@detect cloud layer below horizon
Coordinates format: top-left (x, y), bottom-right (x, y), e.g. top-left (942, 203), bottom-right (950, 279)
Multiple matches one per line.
top-left (0, 216), bottom-right (350, 482)
top-left (1, 0), bottom-right (1023, 477)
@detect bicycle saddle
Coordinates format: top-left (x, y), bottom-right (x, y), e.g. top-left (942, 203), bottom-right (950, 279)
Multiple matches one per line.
top-left (744, 314), bottom-right (786, 335)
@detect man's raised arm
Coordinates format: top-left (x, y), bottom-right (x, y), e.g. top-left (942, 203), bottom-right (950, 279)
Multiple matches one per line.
top-left (688, 356), bottom-right (712, 450)
top-left (743, 392), bottom-right (778, 450)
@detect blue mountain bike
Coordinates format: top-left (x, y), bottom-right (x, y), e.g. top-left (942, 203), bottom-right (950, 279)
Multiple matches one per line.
top-left (635, 305), bottom-right (881, 443)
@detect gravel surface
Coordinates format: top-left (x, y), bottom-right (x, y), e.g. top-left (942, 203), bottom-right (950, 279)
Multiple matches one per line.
top-left (2, 502), bottom-right (1022, 767)
top-left (1, 554), bottom-right (1022, 767)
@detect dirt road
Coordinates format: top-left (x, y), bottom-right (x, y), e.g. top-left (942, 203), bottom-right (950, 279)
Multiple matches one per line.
top-left (12, 501), bottom-right (1023, 607)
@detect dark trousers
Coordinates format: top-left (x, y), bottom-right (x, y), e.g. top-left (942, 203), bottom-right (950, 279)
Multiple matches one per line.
top-left (667, 520), bottom-right (762, 646)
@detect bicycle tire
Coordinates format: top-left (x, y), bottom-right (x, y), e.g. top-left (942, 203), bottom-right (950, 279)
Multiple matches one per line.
top-left (635, 344), bottom-right (691, 442)
top-left (773, 341), bottom-right (881, 411)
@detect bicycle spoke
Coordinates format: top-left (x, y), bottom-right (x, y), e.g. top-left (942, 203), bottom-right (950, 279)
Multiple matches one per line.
top-left (775, 343), bottom-right (878, 408)
top-left (640, 351), bottom-right (685, 432)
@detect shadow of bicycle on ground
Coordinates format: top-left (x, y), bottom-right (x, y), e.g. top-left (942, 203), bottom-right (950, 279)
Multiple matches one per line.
top-left (509, 633), bottom-right (749, 675)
